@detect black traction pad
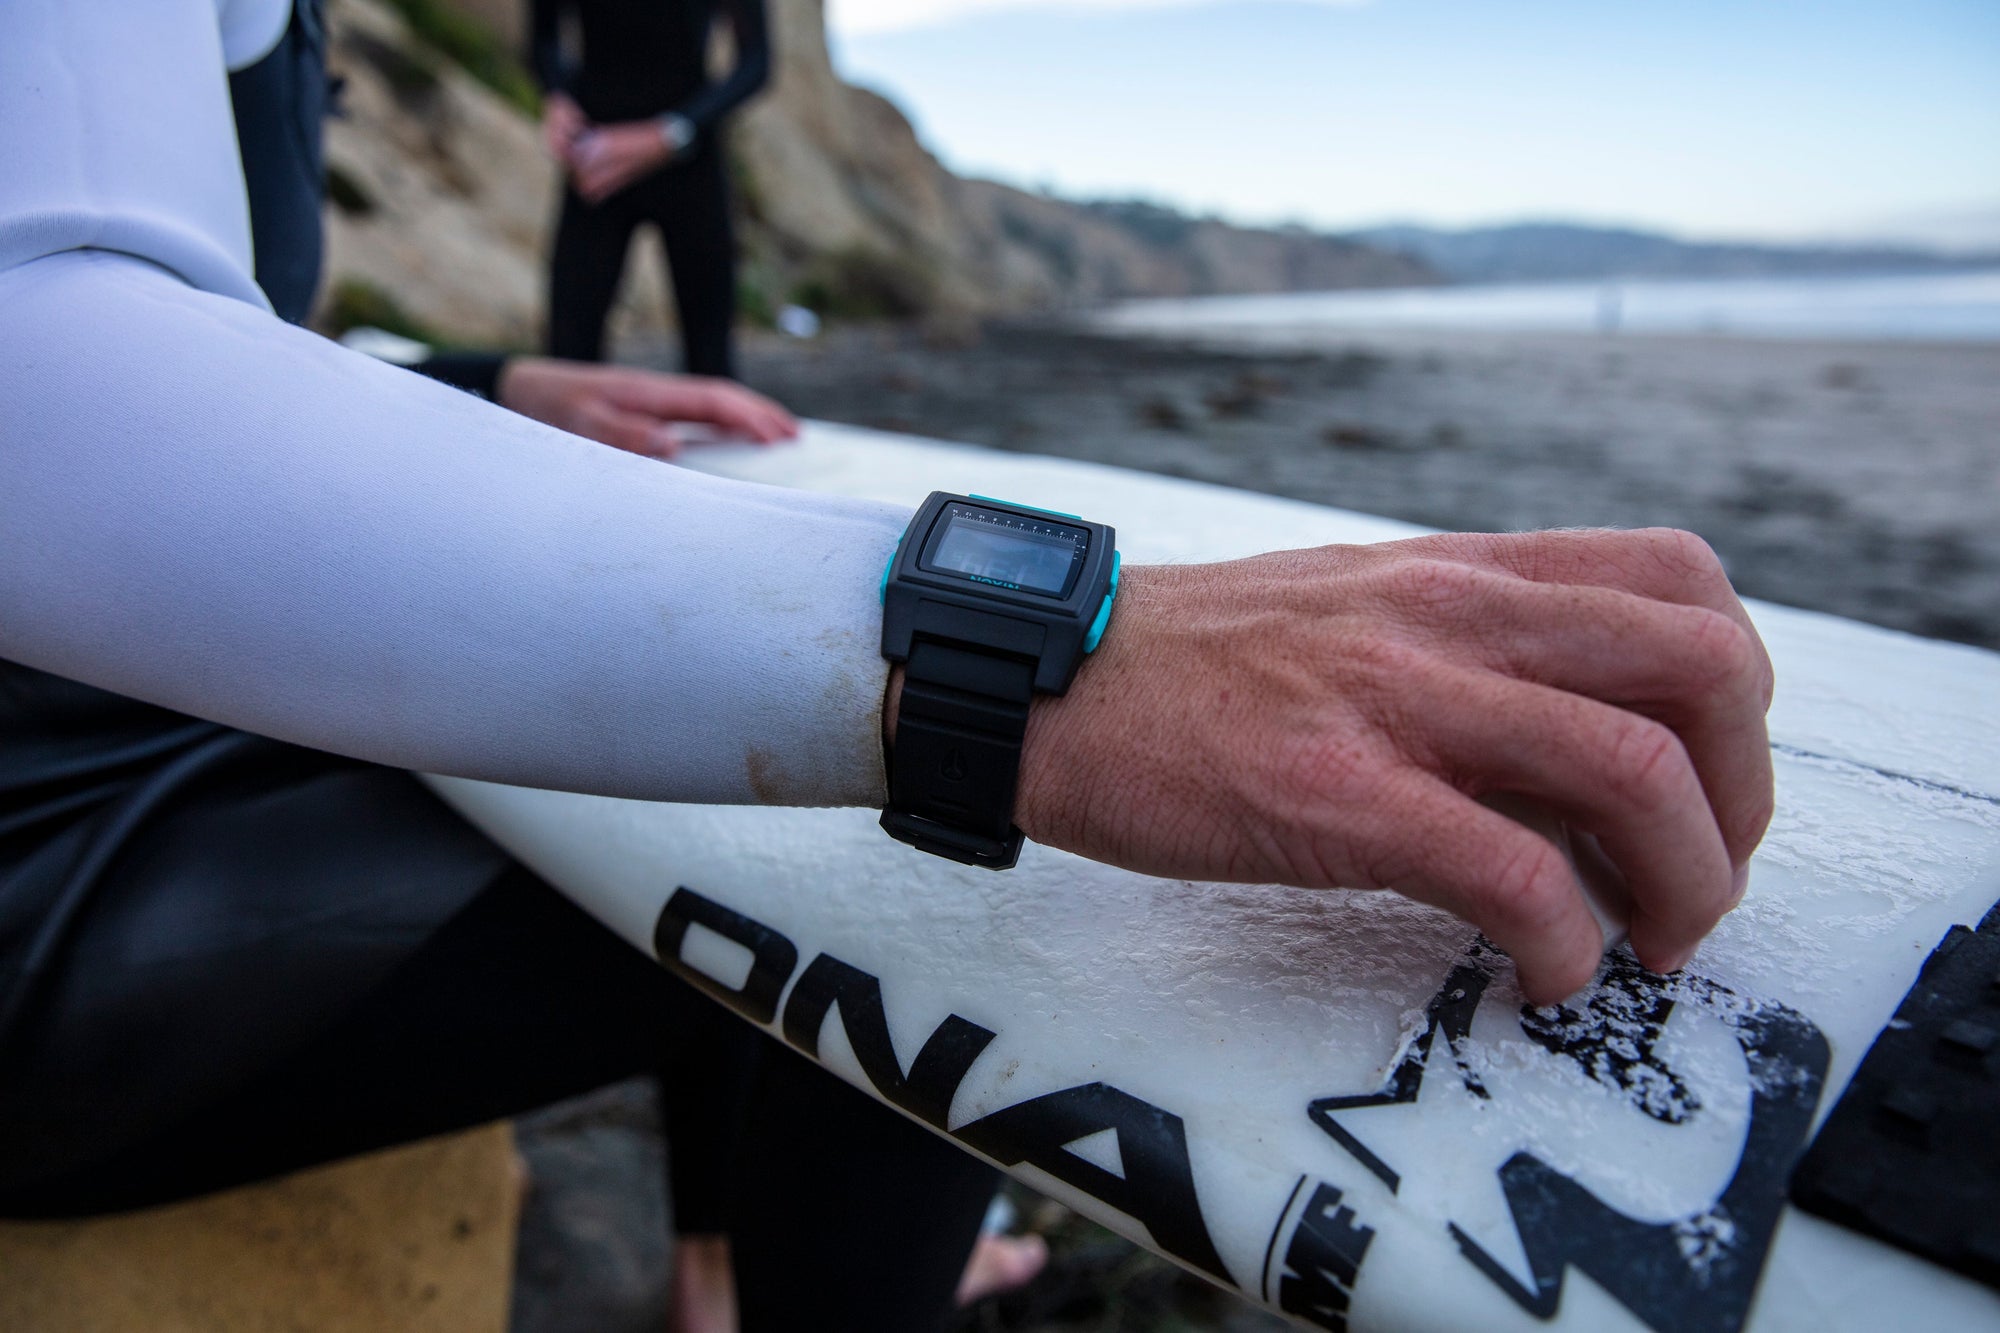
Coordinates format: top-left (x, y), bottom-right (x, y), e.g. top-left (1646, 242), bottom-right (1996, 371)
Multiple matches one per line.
top-left (1789, 896), bottom-right (2000, 1290)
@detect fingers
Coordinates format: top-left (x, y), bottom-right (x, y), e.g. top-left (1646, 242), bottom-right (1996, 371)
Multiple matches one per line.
top-left (574, 165), bottom-right (619, 204)
top-left (608, 375), bottom-right (799, 444)
top-left (1406, 528), bottom-right (1773, 708)
top-left (1410, 672), bottom-right (1736, 976)
top-left (645, 423), bottom-right (683, 458)
top-left (1346, 540), bottom-right (1769, 976)
top-left (1439, 578), bottom-right (1775, 870)
top-left (570, 127), bottom-right (674, 204)
top-left (700, 381), bottom-right (799, 443)
top-left (505, 359), bottom-right (798, 453)
top-left (1360, 773), bottom-right (1607, 1004)
top-left (582, 404), bottom-right (680, 459)
top-left (569, 140), bottom-right (625, 202)
top-left (542, 97), bottom-right (586, 161)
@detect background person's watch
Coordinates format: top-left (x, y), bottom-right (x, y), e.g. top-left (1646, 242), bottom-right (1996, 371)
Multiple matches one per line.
top-left (880, 492), bottom-right (1120, 868)
top-left (656, 112), bottom-right (696, 156)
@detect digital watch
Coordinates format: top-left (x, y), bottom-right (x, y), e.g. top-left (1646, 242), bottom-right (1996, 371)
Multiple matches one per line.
top-left (880, 492), bottom-right (1120, 869)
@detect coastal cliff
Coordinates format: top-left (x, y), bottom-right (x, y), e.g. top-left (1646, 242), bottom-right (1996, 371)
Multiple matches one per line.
top-left (317, 0), bottom-right (1432, 344)
top-left (727, 0), bottom-right (1433, 315)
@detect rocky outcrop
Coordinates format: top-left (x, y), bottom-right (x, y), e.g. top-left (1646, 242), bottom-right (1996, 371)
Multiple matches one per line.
top-left (728, 0), bottom-right (1432, 315)
top-left (315, 0), bottom-right (1430, 344)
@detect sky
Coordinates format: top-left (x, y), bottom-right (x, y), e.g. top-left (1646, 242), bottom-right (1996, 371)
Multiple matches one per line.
top-left (826, 0), bottom-right (2000, 248)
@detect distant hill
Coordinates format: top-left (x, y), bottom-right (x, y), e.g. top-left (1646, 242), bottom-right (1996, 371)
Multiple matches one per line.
top-left (1350, 222), bottom-right (1999, 285)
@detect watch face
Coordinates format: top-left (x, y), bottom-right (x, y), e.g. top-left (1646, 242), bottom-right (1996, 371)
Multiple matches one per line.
top-left (925, 505), bottom-right (1088, 596)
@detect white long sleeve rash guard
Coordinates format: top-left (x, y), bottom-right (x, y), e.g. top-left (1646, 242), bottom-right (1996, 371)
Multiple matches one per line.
top-left (0, 0), bottom-right (906, 807)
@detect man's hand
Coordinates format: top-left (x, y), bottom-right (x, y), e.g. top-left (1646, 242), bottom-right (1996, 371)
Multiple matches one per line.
top-left (497, 358), bottom-right (798, 459)
top-left (570, 121), bottom-right (677, 202)
top-left (1011, 528), bottom-right (1774, 1005)
top-left (541, 92), bottom-right (588, 165)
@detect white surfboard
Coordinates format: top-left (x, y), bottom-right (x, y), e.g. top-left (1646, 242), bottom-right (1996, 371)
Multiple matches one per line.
top-left (426, 423), bottom-right (2000, 1333)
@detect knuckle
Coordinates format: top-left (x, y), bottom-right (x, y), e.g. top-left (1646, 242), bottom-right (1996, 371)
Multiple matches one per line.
top-left (1725, 788), bottom-right (1777, 856)
top-left (1599, 715), bottom-right (1689, 813)
top-left (1679, 606), bottom-right (1759, 691)
top-left (1669, 606), bottom-right (1775, 713)
top-left (1278, 732), bottom-right (1380, 812)
top-left (1509, 528), bottom-right (1598, 584)
top-left (1483, 837), bottom-right (1572, 938)
top-left (1384, 557), bottom-right (1484, 616)
top-left (1642, 527), bottom-right (1727, 587)
top-left (1344, 630), bottom-right (1428, 682)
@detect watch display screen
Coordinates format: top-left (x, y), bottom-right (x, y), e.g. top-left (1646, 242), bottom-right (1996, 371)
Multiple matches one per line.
top-left (928, 508), bottom-right (1086, 596)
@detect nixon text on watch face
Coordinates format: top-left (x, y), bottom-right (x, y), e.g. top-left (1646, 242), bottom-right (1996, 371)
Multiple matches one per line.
top-left (922, 504), bottom-right (1088, 597)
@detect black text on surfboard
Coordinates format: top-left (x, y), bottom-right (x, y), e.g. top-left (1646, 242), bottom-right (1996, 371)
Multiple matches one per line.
top-left (652, 886), bottom-right (1232, 1283)
top-left (1263, 1177), bottom-right (1375, 1332)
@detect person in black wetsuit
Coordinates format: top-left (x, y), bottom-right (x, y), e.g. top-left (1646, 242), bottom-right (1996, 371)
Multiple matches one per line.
top-left (0, 6), bottom-right (1002, 1332)
top-left (533, 0), bottom-right (770, 376)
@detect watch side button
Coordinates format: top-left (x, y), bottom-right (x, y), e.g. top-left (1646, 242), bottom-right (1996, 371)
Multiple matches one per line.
top-left (1083, 597), bottom-right (1112, 653)
top-left (1083, 553), bottom-right (1120, 653)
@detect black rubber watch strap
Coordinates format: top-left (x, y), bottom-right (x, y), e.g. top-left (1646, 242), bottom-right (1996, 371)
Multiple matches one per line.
top-left (882, 639), bottom-right (1033, 869)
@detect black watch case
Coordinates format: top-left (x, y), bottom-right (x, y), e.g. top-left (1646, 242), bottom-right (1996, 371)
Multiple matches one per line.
top-left (880, 493), bottom-right (1118, 692)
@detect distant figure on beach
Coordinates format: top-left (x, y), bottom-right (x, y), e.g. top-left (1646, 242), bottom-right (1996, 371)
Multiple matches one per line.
top-left (532, 0), bottom-right (771, 377)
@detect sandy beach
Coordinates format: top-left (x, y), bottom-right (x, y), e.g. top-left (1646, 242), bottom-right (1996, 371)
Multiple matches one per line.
top-left (729, 322), bottom-right (2000, 649)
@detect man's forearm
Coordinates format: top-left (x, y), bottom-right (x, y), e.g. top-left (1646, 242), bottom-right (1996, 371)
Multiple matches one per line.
top-left (527, 0), bottom-right (574, 93)
top-left (672, 0), bottom-right (773, 134)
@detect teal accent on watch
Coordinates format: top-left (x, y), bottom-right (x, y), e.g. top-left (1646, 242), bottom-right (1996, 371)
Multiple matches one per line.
top-left (878, 525), bottom-right (917, 604)
top-left (1082, 551), bottom-right (1121, 653)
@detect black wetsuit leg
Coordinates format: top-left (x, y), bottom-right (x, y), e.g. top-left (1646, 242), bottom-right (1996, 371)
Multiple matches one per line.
top-left (0, 868), bottom-right (997, 1331)
top-left (733, 1043), bottom-right (1001, 1332)
top-left (650, 147), bottom-right (739, 379)
top-left (660, 966), bottom-right (761, 1237)
top-left (545, 181), bottom-right (646, 363)
top-left (545, 152), bottom-right (739, 376)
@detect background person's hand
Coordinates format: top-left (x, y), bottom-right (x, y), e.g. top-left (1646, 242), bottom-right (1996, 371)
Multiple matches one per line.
top-left (497, 358), bottom-right (798, 459)
top-left (541, 92), bottom-right (588, 165)
top-left (1005, 528), bottom-right (1775, 1005)
top-left (569, 121), bottom-right (677, 202)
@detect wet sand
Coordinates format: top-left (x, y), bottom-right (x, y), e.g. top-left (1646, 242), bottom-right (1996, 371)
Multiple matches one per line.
top-left (728, 322), bottom-right (2000, 648)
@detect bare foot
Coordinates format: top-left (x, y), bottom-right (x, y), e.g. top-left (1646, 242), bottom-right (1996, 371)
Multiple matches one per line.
top-left (955, 1232), bottom-right (1050, 1307)
top-left (669, 1233), bottom-right (738, 1333)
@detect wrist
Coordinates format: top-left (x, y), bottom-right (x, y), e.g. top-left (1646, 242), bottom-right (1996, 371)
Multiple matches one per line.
top-left (881, 662), bottom-right (905, 749)
top-left (493, 355), bottom-right (526, 411)
top-left (1012, 563), bottom-right (1157, 849)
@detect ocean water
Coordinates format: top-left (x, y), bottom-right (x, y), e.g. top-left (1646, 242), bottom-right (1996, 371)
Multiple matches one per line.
top-left (1101, 269), bottom-right (2000, 343)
